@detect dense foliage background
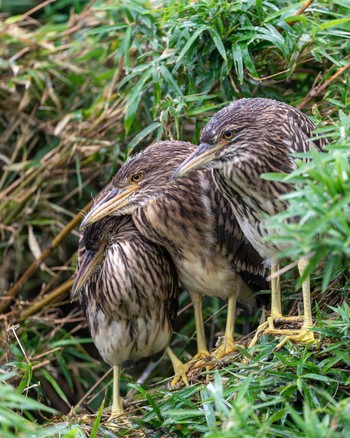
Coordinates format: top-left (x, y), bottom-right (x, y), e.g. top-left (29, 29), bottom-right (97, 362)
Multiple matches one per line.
top-left (0, 0), bottom-right (349, 436)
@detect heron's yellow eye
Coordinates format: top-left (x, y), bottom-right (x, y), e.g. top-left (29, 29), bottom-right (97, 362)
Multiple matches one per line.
top-left (130, 173), bottom-right (142, 183)
top-left (223, 130), bottom-right (234, 140)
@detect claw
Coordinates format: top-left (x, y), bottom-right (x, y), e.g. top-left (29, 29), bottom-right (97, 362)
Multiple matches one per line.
top-left (248, 316), bottom-right (314, 350)
top-left (169, 363), bottom-right (189, 387)
top-left (168, 350), bottom-right (212, 388)
top-left (273, 327), bottom-right (315, 351)
top-left (186, 351), bottom-right (212, 369)
top-left (211, 337), bottom-right (238, 360)
top-left (248, 321), bottom-right (270, 348)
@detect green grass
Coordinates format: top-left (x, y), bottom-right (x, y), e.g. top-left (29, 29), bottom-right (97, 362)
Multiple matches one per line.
top-left (264, 111), bottom-right (350, 291)
top-left (3, 303), bottom-right (349, 437)
top-left (0, 0), bottom-right (349, 436)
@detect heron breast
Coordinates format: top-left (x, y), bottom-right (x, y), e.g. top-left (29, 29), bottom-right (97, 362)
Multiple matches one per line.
top-left (178, 251), bottom-right (247, 299)
top-left (86, 302), bottom-right (172, 365)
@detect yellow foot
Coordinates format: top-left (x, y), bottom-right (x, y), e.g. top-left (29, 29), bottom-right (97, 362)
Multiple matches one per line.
top-left (211, 337), bottom-right (238, 360)
top-left (248, 314), bottom-right (309, 349)
top-left (169, 351), bottom-right (211, 387)
top-left (274, 327), bottom-right (315, 351)
top-left (186, 350), bottom-right (212, 371)
top-left (107, 410), bottom-right (124, 423)
top-left (170, 362), bottom-right (190, 388)
top-left (105, 416), bottom-right (131, 430)
top-left (105, 412), bottom-right (131, 430)
top-left (248, 320), bottom-right (270, 348)
top-left (106, 396), bottom-right (125, 423)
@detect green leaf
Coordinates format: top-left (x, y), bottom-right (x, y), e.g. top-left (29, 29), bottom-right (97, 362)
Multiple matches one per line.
top-left (175, 27), bottom-right (207, 66)
top-left (126, 122), bottom-right (161, 153)
top-left (90, 398), bottom-right (105, 438)
top-left (209, 28), bottom-right (227, 61)
top-left (160, 65), bottom-right (183, 96)
top-left (40, 369), bottom-right (69, 405)
top-left (232, 44), bottom-right (244, 83)
top-left (319, 18), bottom-right (350, 30)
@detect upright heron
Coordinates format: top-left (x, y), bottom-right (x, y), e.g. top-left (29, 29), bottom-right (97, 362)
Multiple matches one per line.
top-left (80, 141), bottom-right (267, 374)
top-left (172, 98), bottom-right (327, 348)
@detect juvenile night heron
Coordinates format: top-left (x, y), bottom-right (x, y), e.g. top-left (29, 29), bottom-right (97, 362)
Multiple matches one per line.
top-left (72, 212), bottom-right (184, 420)
top-left (172, 98), bottom-right (327, 348)
top-left (80, 141), bottom-right (268, 375)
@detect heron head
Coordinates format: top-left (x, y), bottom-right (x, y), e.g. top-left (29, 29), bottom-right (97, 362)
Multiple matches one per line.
top-left (171, 98), bottom-right (294, 179)
top-left (80, 141), bottom-right (196, 229)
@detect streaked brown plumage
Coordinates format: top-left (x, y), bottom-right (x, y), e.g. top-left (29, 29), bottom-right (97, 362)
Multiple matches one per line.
top-left (172, 98), bottom-right (328, 348)
top-left (80, 140), bottom-right (268, 371)
top-left (72, 212), bottom-right (181, 419)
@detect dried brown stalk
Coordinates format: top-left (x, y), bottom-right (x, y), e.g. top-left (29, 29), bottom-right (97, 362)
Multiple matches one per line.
top-left (298, 62), bottom-right (350, 110)
top-left (294, 0), bottom-right (314, 17)
top-left (0, 201), bottom-right (92, 313)
top-left (18, 278), bottom-right (74, 322)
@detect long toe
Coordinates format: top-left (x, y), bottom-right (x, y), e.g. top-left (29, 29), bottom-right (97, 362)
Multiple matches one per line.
top-left (169, 362), bottom-right (190, 388)
top-left (211, 338), bottom-right (238, 360)
top-left (105, 414), bottom-right (131, 429)
top-left (248, 321), bottom-right (270, 348)
top-left (274, 327), bottom-right (315, 351)
top-left (187, 350), bottom-right (213, 370)
top-left (169, 350), bottom-right (212, 387)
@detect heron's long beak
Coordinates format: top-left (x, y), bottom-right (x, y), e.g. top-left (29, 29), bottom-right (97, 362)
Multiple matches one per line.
top-left (71, 246), bottom-right (105, 298)
top-left (171, 142), bottom-right (224, 180)
top-left (80, 185), bottom-right (139, 230)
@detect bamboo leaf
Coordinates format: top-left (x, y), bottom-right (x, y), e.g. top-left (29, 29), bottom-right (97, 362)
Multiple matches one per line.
top-left (209, 28), bottom-right (227, 61)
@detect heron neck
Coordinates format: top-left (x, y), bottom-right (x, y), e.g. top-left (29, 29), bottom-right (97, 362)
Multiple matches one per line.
top-left (132, 173), bottom-right (214, 255)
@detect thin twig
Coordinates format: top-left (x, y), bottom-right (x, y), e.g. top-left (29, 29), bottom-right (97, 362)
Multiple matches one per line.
top-left (17, 0), bottom-right (57, 21)
top-left (18, 279), bottom-right (74, 322)
top-left (73, 368), bottom-right (112, 413)
top-left (125, 361), bottom-right (161, 404)
top-left (298, 62), bottom-right (350, 110)
top-left (294, 0), bottom-right (314, 17)
top-left (0, 201), bottom-right (93, 313)
top-left (267, 260), bottom-right (299, 281)
top-left (7, 324), bottom-right (29, 363)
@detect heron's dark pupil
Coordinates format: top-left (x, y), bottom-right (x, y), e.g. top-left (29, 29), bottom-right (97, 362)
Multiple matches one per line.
top-left (132, 174), bottom-right (140, 182)
top-left (224, 130), bottom-right (233, 139)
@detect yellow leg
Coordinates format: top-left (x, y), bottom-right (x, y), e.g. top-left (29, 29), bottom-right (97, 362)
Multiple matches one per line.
top-left (191, 291), bottom-right (210, 358)
top-left (264, 262), bottom-right (284, 331)
top-left (299, 257), bottom-right (313, 329)
top-left (108, 365), bottom-right (124, 421)
top-left (170, 292), bottom-right (211, 387)
top-left (270, 262), bottom-right (282, 319)
top-left (249, 262), bottom-right (282, 348)
top-left (166, 346), bottom-right (189, 387)
top-left (274, 257), bottom-right (315, 350)
top-left (249, 257), bottom-right (315, 350)
top-left (212, 294), bottom-right (238, 359)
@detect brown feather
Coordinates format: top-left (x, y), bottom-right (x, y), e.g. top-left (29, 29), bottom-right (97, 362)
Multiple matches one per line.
top-left (75, 214), bottom-right (179, 366)
top-left (196, 98), bottom-right (328, 259)
top-left (109, 141), bottom-right (268, 310)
